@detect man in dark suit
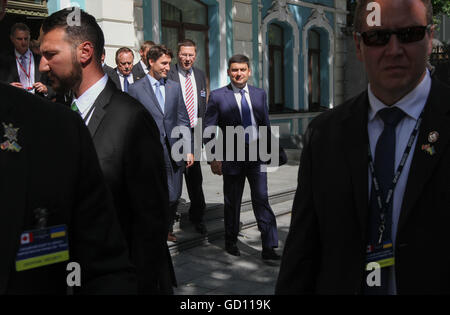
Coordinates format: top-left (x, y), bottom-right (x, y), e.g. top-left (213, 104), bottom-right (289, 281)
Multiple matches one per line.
top-left (129, 45), bottom-right (194, 243)
top-left (0, 0), bottom-right (136, 295)
top-left (0, 23), bottom-right (53, 99)
top-left (203, 54), bottom-right (280, 260)
top-left (132, 40), bottom-right (155, 82)
top-left (167, 39), bottom-right (208, 235)
top-left (39, 8), bottom-right (176, 294)
top-left (101, 48), bottom-right (115, 78)
top-left (107, 47), bottom-right (137, 93)
top-left (276, 0), bottom-right (450, 294)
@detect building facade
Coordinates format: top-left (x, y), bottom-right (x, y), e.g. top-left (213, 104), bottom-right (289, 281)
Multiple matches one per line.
top-left (2, 0), bottom-right (349, 143)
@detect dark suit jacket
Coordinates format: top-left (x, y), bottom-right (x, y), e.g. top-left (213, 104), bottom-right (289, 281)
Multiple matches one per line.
top-left (275, 79), bottom-right (450, 295)
top-left (87, 80), bottom-right (176, 294)
top-left (0, 50), bottom-right (54, 99)
top-left (131, 61), bottom-right (147, 82)
top-left (107, 68), bottom-right (139, 91)
top-left (167, 64), bottom-right (208, 121)
top-left (203, 84), bottom-right (272, 175)
top-left (128, 76), bottom-right (193, 167)
top-left (0, 82), bottom-right (137, 294)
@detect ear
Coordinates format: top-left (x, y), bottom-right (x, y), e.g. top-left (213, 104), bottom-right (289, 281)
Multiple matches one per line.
top-left (354, 32), bottom-right (364, 62)
top-left (78, 41), bottom-right (95, 65)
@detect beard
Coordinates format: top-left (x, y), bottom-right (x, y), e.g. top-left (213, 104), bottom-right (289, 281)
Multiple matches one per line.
top-left (48, 54), bottom-right (82, 96)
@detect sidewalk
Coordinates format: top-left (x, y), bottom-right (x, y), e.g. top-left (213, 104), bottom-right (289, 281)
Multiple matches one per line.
top-left (173, 205), bottom-right (293, 295)
top-left (170, 160), bottom-right (300, 295)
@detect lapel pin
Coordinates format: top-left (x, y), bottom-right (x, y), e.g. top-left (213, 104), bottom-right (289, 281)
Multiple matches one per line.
top-left (421, 144), bottom-right (435, 156)
top-left (1, 122), bottom-right (22, 152)
top-left (428, 131), bottom-right (439, 143)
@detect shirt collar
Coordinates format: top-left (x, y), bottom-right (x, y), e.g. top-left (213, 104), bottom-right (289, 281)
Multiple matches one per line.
top-left (230, 83), bottom-right (249, 94)
top-left (72, 74), bottom-right (108, 115)
top-left (140, 60), bottom-right (148, 73)
top-left (368, 69), bottom-right (431, 122)
top-left (15, 49), bottom-right (31, 59)
top-left (178, 65), bottom-right (193, 77)
top-left (116, 70), bottom-right (130, 78)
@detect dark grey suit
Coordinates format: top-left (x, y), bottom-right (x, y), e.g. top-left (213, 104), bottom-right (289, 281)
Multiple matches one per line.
top-left (106, 68), bottom-right (138, 92)
top-left (167, 64), bottom-right (207, 223)
top-left (132, 61), bottom-right (147, 82)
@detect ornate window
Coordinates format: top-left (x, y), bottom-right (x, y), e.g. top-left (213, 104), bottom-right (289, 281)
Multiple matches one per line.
top-left (308, 29), bottom-right (320, 111)
top-left (268, 23), bottom-right (285, 113)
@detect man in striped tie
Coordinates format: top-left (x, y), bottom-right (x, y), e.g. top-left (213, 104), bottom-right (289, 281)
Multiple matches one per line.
top-left (168, 39), bottom-right (208, 236)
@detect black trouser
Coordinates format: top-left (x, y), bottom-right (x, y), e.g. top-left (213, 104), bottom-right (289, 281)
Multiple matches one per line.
top-left (184, 160), bottom-right (206, 223)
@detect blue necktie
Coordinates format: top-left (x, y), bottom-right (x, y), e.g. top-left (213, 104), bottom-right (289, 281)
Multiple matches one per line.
top-left (365, 106), bottom-right (405, 295)
top-left (240, 89), bottom-right (252, 143)
top-left (20, 54), bottom-right (27, 70)
top-left (123, 74), bottom-right (129, 92)
top-left (155, 79), bottom-right (165, 113)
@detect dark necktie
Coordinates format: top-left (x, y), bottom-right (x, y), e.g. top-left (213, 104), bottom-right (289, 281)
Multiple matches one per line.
top-left (123, 74), bottom-right (129, 92)
top-left (240, 89), bottom-right (252, 143)
top-left (365, 106), bottom-right (406, 295)
top-left (20, 54), bottom-right (27, 70)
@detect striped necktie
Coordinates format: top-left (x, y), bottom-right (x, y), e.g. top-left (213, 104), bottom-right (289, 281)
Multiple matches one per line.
top-left (185, 71), bottom-right (195, 128)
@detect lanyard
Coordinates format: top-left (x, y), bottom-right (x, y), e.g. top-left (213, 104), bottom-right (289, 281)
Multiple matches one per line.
top-left (368, 110), bottom-right (424, 244)
top-left (16, 52), bottom-right (32, 80)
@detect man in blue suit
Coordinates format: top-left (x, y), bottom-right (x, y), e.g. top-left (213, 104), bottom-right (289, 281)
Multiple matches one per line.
top-left (129, 45), bottom-right (194, 242)
top-left (203, 54), bottom-right (280, 260)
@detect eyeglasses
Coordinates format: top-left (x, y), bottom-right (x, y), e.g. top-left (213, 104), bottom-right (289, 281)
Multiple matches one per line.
top-left (356, 25), bottom-right (432, 46)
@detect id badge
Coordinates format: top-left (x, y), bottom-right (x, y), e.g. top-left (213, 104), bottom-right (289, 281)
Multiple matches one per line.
top-left (366, 242), bottom-right (394, 269)
top-left (15, 225), bottom-right (69, 272)
top-left (200, 89), bottom-right (206, 98)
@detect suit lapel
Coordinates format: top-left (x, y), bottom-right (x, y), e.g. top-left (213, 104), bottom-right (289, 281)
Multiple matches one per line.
top-left (398, 80), bottom-right (450, 233)
top-left (225, 84), bottom-right (243, 125)
top-left (341, 92), bottom-right (370, 240)
top-left (143, 77), bottom-right (164, 115)
top-left (0, 94), bottom-right (27, 293)
top-left (248, 85), bottom-right (264, 126)
top-left (87, 80), bottom-right (114, 137)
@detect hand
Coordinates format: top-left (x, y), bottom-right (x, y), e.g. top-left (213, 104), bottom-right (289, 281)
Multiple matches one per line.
top-left (10, 82), bottom-right (23, 89)
top-left (186, 153), bottom-right (194, 168)
top-left (210, 160), bottom-right (222, 176)
top-left (33, 82), bottom-right (48, 94)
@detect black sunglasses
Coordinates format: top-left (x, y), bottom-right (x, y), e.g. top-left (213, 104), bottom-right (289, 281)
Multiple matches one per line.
top-left (356, 25), bottom-right (432, 46)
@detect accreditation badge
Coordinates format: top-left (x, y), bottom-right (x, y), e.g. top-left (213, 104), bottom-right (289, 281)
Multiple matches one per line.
top-left (15, 225), bottom-right (69, 272)
top-left (366, 241), bottom-right (395, 269)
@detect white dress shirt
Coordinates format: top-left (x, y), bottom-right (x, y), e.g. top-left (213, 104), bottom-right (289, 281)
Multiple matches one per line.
top-left (231, 83), bottom-right (258, 142)
top-left (72, 74), bottom-right (109, 125)
top-left (367, 70), bottom-right (432, 294)
top-left (15, 49), bottom-right (35, 92)
top-left (140, 60), bottom-right (149, 75)
top-left (178, 67), bottom-right (198, 127)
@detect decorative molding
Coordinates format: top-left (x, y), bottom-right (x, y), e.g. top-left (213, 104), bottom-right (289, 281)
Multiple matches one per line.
top-left (302, 8), bottom-right (335, 110)
top-left (261, 0), bottom-right (299, 110)
top-left (6, 0), bottom-right (48, 17)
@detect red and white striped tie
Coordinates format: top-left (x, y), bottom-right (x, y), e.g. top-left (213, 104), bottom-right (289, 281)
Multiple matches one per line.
top-left (185, 72), bottom-right (195, 128)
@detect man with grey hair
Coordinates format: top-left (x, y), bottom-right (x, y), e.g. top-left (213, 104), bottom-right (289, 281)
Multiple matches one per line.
top-left (276, 0), bottom-right (450, 294)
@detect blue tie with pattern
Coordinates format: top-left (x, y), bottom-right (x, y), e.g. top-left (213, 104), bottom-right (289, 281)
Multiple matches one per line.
top-left (123, 74), bottom-right (129, 92)
top-left (240, 89), bottom-right (252, 143)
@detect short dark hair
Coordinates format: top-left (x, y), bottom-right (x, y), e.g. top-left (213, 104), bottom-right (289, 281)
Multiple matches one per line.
top-left (228, 54), bottom-right (250, 69)
top-left (177, 39), bottom-right (196, 53)
top-left (41, 7), bottom-right (105, 64)
top-left (140, 40), bottom-right (155, 52)
top-left (353, 0), bottom-right (433, 32)
top-left (10, 23), bottom-right (30, 37)
top-left (147, 45), bottom-right (173, 63)
top-left (115, 47), bottom-right (133, 63)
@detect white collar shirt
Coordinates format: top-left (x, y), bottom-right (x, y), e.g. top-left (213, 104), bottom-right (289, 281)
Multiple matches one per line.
top-left (367, 69), bottom-right (432, 295)
top-left (117, 70), bottom-right (134, 92)
top-left (72, 74), bottom-right (109, 125)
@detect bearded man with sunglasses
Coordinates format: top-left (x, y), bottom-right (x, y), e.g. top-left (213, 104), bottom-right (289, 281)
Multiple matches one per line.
top-left (276, 0), bottom-right (450, 295)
